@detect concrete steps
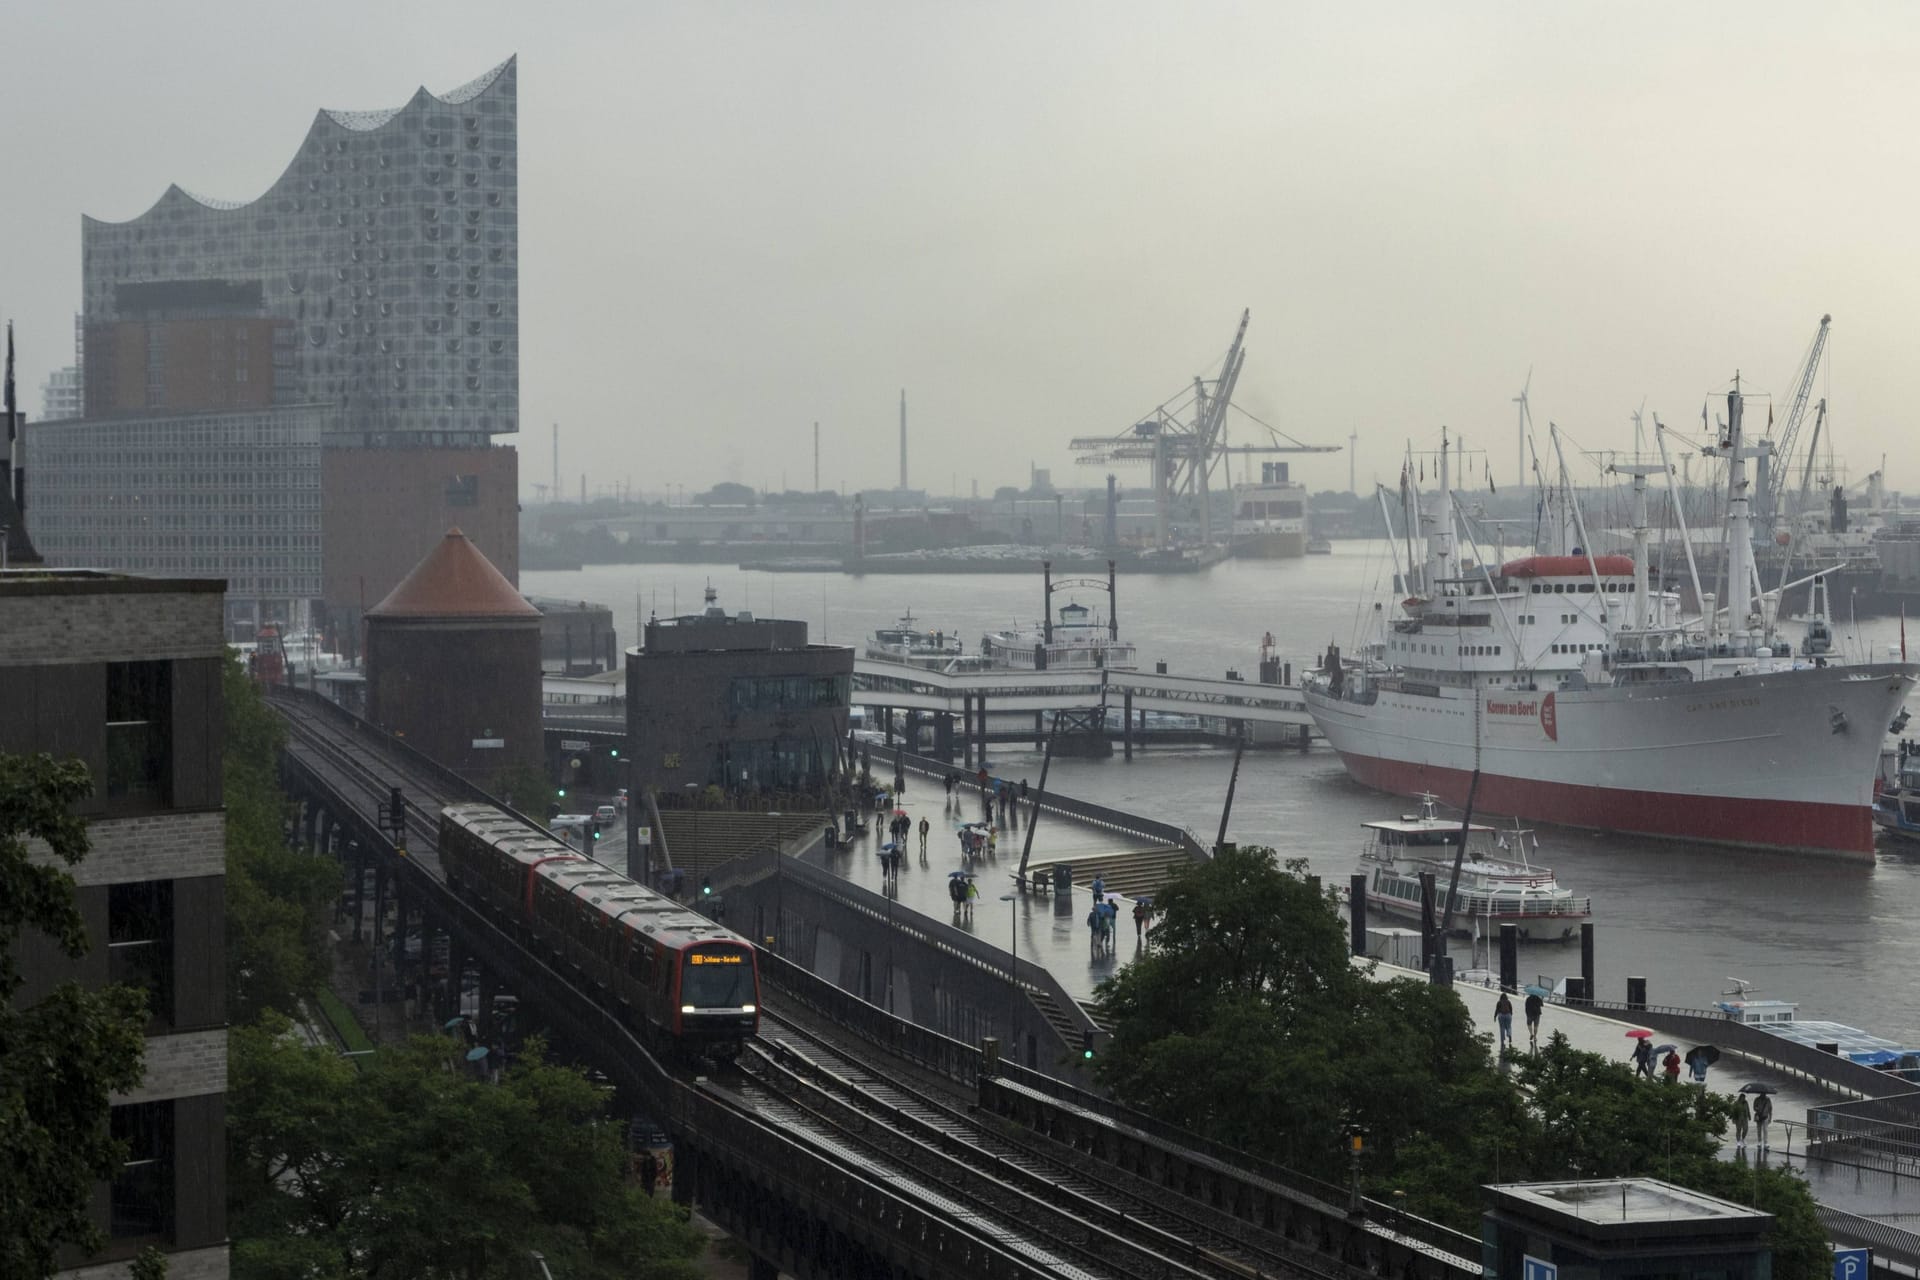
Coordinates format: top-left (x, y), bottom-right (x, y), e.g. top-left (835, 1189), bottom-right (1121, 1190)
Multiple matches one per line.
top-left (1021, 844), bottom-right (1196, 900)
top-left (656, 811), bottom-right (828, 879)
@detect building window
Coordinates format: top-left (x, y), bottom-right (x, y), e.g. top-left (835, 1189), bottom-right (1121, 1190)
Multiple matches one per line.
top-left (110, 1099), bottom-right (174, 1241)
top-left (106, 661), bottom-right (172, 806)
top-left (110, 880), bottom-right (175, 1028)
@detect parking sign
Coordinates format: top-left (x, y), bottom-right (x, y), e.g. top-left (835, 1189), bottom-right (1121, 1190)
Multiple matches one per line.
top-left (1834, 1248), bottom-right (1871, 1280)
top-left (1524, 1256), bottom-right (1557, 1280)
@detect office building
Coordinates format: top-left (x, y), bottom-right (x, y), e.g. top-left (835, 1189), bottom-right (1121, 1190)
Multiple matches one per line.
top-left (627, 587), bottom-right (853, 802)
top-left (28, 58), bottom-right (520, 641)
top-left (1, 568), bottom-right (230, 1277)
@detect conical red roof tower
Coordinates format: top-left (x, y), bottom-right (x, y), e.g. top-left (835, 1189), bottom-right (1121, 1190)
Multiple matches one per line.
top-left (368, 527), bottom-right (539, 620)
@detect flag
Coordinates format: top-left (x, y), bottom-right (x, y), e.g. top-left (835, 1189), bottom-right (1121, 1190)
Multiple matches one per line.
top-left (1420, 459), bottom-right (1425, 482)
top-left (1488, 458), bottom-right (1497, 495)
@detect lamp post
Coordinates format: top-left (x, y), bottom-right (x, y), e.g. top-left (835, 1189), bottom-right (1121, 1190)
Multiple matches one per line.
top-left (767, 811), bottom-right (782, 954)
top-left (683, 782), bottom-right (699, 898)
top-left (999, 892), bottom-right (1019, 1056)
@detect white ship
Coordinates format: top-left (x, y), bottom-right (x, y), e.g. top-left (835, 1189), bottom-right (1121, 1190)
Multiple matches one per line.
top-left (1357, 794), bottom-right (1590, 941)
top-left (864, 610), bottom-right (965, 670)
top-left (1230, 462), bottom-right (1308, 558)
top-left (981, 599), bottom-right (1137, 671)
top-left (1304, 386), bottom-right (1917, 859)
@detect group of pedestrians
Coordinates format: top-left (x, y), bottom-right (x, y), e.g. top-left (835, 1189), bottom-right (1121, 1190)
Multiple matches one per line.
top-left (947, 872), bottom-right (979, 918)
top-left (1492, 990), bottom-right (1545, 1053)
top-left (1731, 1091), bottom-right (1773, 1151)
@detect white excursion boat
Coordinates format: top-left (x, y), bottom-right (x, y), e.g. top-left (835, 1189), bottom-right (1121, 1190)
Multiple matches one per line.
top-left (1357, 794), bottom-right (1591, 941)
top-left (1304, 384), bottom-right (1917, 858)
top-left (1230, 462), bottom-right (1309, 558)
top-left (979, 561), bottom-right (1138, 671)
top-left (864, 610), bottom-right (965, 670)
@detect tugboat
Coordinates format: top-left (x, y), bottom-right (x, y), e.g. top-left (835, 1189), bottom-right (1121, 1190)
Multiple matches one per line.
top-left (1356, 794), bottom-right (1591, 941)
top-left (1875, 739), bottom-right (1920, 842)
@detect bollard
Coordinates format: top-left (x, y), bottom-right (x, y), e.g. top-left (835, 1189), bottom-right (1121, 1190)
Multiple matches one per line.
top-left (981, 1035), bottom-right (1001, 1076)
top-left (1349, 874), bottom-right (1368, 955)
top-left (1565, 976), bottom-right (1588, 1005)
top-left (1580, 922), bottom-right (1596, 1004)
top-left (1627, 976), bottom-right (1647, 1010)
top-left (1499, 924), bottom-right (1519, 991)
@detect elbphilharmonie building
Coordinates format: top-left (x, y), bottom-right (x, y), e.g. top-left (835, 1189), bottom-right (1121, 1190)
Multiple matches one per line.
top-left (29, 58), bottom-right (521, 643)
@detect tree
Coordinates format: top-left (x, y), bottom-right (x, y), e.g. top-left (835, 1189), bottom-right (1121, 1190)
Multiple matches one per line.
top-left (0, 753), bottom-right (149, 1278)
top-left (224, 656), bottom-right (339, 1024)
top-left (491, 761), bottom-right (559, 819)
top-left (231, 1017), bottom-right (706, 1280)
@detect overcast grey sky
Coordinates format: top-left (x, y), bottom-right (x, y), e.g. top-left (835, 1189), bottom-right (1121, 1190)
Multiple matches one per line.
top-left (7, 2), bottom-right (1919, 499)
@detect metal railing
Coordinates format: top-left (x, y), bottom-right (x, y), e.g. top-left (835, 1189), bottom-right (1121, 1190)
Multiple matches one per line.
top-left (880, 746), bottom-right (1206, 858)
top-left (757, 948), bottom-right (984, 1088)
top-left (1819, 1204), bottom-right (1920, 1269)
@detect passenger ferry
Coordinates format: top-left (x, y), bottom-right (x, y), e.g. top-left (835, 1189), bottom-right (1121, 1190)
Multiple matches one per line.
top-left (1356, 795), bottom-right (1591, 941)
top-left (864, 610), bottom-right (965, 670)
top-left (980, 598), bottom-right (1137, 671)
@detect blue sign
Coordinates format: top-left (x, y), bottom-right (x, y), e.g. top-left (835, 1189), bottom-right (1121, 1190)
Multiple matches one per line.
top-left (1834, 1248), bottom-right (1871, 1280)
top-left (1524, 1255), bottom-right (1557, 1280)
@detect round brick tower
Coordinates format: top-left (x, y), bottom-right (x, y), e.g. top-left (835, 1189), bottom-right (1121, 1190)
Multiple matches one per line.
top-left (365, 527), bottom-right (542, 785)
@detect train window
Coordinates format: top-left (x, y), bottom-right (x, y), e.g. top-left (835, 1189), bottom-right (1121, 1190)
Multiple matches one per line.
top-left (682, 948), bottom-right (754, 1008)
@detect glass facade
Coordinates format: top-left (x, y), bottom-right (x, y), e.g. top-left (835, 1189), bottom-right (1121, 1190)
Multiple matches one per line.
top-left (79, 58), bottom-right (518, 445)
top-left (26, 406), bottom-right (323, 611)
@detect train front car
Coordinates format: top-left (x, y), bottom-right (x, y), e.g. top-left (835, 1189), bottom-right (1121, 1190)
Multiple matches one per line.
top-left (671, 938), bottom-right (761, 1057)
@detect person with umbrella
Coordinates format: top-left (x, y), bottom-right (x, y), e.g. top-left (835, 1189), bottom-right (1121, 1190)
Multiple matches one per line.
top-left (1662, 1047), bottom-right (1683, 1083)
top-left (1523, 987), bottom-right (1545, 1051)
top-left (1628, 1030), bottom-right (1655, 1078)
top-left (1685, 1045), bottom-right (1718, 1086)
top-left (1731, 1092), bottom-right (1751, 1150)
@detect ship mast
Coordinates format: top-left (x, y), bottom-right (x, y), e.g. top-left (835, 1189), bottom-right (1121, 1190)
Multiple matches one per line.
top-left (1426, 428), bottom-right (1456, 593)
top-left (1722, 379), bottom-right (1757, 639)
top-left (1606, 459), bottom-right (1663, 632)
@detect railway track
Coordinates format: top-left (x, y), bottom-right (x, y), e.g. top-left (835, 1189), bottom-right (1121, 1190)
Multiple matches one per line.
top-left (268, 692), bottom-right (1373, 1280)
top-left (748, 1007), bottom-right (1351, 1280)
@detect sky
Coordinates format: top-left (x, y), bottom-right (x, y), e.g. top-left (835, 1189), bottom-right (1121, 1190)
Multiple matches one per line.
top-left (5, 2), bottom-right (1919, 501)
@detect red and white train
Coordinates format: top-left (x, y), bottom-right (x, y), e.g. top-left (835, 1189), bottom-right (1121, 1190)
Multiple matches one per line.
top-left (439, 803), bottom-right (760, 1058)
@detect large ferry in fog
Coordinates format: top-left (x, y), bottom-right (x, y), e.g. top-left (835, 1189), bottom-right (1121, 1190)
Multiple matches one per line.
top-left (1304, 389), bottom-right (1916, 858)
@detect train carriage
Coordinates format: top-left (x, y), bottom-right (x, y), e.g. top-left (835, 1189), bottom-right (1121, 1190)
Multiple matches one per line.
top-left (438, 802), bottom-right (760, 1058)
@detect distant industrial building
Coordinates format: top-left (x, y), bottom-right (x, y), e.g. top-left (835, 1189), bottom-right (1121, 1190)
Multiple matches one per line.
top-left (627, 587), bottom-right (852, 803)
top-left (27, 58), bottom-right (520, 644)
top-left (527, 595), bottom-right (618, 674)
top-left (0, 567), bottom-right (230, 1277)
top-left (366, 528), bottom-right (542, 784)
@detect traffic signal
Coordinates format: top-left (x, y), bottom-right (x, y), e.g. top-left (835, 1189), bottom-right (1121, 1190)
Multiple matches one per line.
top-left (590, 820), bottom-right (602, 842)
top-left (388, 786), bottom-right (405, 830)
top-left (556, 786), bottom-right (567, 799)
top-left (701, 876), bottom-right (712, 898)
top-left (610, 746), bottom-right (620, 758)
top-left (1081, 1029), bottom-right (1096, 1061)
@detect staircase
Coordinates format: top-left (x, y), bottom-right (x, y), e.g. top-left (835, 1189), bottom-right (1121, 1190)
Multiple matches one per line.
top-left (1021, 844), bottom-right (1196, 899)
top-left (655, 811), bottom-right (828, 880)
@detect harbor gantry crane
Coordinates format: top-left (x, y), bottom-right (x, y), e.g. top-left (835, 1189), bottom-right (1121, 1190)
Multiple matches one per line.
top-left (1066, 310), bottom-right (1340, 548)
top-left (1758, 313), bottom-right (1831, 533)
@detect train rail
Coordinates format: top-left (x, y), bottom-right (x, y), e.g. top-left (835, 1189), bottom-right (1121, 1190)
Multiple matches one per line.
top-left (755, 1005), bottom-right (1356, 1280)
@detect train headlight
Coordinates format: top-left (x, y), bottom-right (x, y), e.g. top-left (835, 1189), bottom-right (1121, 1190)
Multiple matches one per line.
top-left (741, 1004), bottom-right (757, 1014)
top-left (680, 1005), bottom-right (696, 1014)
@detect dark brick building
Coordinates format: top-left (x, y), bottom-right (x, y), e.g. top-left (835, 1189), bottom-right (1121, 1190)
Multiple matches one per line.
top-left (627, 588), bottom-right (853, 805)
top-left (0, 568), bottom-right (229, 1278)
top-left (365, 528), bottom-right (541, 785)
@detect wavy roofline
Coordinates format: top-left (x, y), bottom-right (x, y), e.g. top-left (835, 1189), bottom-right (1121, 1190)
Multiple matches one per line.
top-left (84, 56), bottom-right (514, 226)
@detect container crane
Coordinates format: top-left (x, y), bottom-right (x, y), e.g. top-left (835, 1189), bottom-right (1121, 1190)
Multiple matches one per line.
top-left (1067, 310), bottom-right (1339, 548)
top-left (1761, 314), bottom-right (1831, 531)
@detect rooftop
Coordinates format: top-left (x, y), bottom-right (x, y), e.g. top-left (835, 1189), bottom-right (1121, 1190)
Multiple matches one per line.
top-left (1486, 1178), bottom-right (1772, 1240)
top-left (0, 568), bottom-right (225, 597)
top-left (368, 528), bottom-right (539, 621)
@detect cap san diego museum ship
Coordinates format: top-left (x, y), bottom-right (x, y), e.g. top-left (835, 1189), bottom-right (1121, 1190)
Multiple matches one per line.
top-left (1304, 384), bottom-right (1916, 858)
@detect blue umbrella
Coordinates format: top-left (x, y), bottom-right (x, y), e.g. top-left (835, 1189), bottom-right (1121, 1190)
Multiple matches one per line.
top-left (442, 1015), bottom-right (469, 1030)
top-left (1523, 984), bottom-right (1553, 999)
top-left (465, 1046), bottom-right (490, 1062)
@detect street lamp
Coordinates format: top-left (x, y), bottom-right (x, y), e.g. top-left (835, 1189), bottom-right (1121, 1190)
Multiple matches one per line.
top-left (999, 892), bottom-right (1019, 1057)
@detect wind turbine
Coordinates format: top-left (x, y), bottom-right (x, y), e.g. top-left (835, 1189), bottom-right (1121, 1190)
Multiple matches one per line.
top-left (1513, 369), bottom-right (1534, 491)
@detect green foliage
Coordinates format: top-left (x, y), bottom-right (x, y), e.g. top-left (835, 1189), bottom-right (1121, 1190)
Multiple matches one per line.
top-left (231, 1017), bottom-right (706, 1280)
top-left (491, 761), bottom-right (557, 818)
top-left (224, 656), bottom-right (340, 1023)
top-left (0, 753), bottom-right (150, 1277)
top-left (130, 1246), bottom-right (171, 1280)
top-left (1096, 850), bottom-right (1831, 1280)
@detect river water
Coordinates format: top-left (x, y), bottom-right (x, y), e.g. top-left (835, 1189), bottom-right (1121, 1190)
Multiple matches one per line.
top-left (526, 545), bottom-right (1920, 1046)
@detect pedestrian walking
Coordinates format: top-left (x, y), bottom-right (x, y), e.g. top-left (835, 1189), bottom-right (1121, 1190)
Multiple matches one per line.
top-left (918, 816), bottom-right (930, 856)
top-left (1019, 778), bottom-right (1030, 801)
top-left (964, 876), bottom-right (978, 920)
top-left (1523, 991), bottom-right (1543, 1051)
top-left (1494, 992), bottom-right (1514, 1051)
top-left (1754, 1093), bottom-right (1773, 1151)
top-left (987, 826), bottom-right (998, 856)
top-left (1091, 872), bottom-right (1105, 900)
top-left (1133, 899), bottom-right (1148, 943)
top-left (1688, 1054), bottom-right (1709, 1086)
top-left (1632, 1038), bottom-right (1654, 1078)
top-left (1732, 1093), bottom-right (1750, 1150)
top-left (1662, 1050), bottom-right (1682, 1083)
top-left (1088, 903), bottom-right (1103, 955)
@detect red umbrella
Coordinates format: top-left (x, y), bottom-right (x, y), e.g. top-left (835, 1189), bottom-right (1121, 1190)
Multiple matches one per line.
top-left (1625, 1028), bottom-right (1654, 1039)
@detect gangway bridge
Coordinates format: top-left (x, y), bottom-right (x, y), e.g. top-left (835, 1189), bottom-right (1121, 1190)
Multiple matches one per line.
top-left (853, 659), bottom-right (1316, 758)
top-left (267, 687), bottom-right (1474, 1280)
